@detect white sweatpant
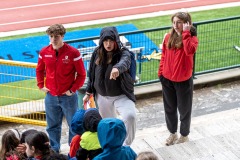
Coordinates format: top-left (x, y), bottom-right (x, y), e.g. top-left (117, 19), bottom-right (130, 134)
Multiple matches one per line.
top-left (96, 93), bottom-right (136, 146)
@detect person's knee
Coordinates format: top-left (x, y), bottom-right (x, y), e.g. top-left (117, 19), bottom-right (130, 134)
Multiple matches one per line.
top-left (124, 112), bottom-right (136, 123)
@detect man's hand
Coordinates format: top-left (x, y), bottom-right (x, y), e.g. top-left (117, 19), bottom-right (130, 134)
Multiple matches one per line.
top-left (40, 87), bottom-right (50, 93)
top-left (65, 90), bottom-right (73, 96)
top-left (110, 68), bottom-right (119, 80)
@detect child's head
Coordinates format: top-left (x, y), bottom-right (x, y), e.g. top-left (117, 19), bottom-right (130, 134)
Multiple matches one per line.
top-left (71, 109), bottom-right (86, 135)
top-left (20, 129), bottom-right (38, 143)
top-left (0, 129), bottom-right (21, 156)
top-left (45, 152), bottom-right (68, 160)
top-left (97, 118), bottom-right (126, 149)
top-left (25, 131), bottom-right (50, 158)
top-left (136, 151), bottom-right (159, 160)
top-left (83, 108), bottom-right (102, 132)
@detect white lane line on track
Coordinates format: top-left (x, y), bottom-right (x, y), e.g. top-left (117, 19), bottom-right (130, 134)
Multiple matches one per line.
top-left (0, 0), bottom-right (85, 11)
top-left (1, 2), bottom-right (240, 37)
top-left (0, 0), bottom-right (197, 26)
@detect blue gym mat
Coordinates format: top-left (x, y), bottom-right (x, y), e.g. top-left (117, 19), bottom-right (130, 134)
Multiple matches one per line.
top-left (0, 24), bottom-right (158, 83)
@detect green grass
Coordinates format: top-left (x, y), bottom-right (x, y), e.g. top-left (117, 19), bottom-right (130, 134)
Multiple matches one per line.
top-left (195, 19), bottom-right (240, 72)
top-left (1, 6), bottom-right (240, 106)
top-left (0, 79), bottom-right (45, 106)
top-left (1, 6), bottom-right (240, 41)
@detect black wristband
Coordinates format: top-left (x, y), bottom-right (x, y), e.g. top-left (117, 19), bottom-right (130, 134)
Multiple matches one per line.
top-left (69, 90), bottom-right (73, 93)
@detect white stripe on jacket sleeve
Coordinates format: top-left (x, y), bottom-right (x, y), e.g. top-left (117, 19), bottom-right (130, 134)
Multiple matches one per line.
top-left (74, 55), bottom-right (82, 61)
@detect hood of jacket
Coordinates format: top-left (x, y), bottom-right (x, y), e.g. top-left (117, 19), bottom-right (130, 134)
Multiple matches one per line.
top-left (97, 118), bottom-right (126, 149)
top-left (99, 26), bottom-right (122, 50)
top-left (83, 108), bottom-right (102, 132)
top-left (71, 109), bottom-right (85, 135)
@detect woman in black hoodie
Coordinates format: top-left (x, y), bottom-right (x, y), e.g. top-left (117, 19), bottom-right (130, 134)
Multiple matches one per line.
top-left (83, 26), bottom-right (136, 146)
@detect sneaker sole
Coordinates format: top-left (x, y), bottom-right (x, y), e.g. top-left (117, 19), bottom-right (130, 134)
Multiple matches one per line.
top-left (165, 138), bottom-right (178, 146)
top-left (176, 139), bottom-right (189, 144)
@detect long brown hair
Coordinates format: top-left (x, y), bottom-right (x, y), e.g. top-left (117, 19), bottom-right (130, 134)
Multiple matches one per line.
top-left (0, 129), bottom-right (24, 160)
top-left (167, 12), bottom-right (192, 49)
top-left (25, 131), bottom-right (51, 159)
top-left (95, 41), bottom-right (118, 65)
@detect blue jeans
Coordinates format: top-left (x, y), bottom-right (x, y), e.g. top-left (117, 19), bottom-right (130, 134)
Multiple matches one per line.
top-left (45, 92), bottom-right (78, 153)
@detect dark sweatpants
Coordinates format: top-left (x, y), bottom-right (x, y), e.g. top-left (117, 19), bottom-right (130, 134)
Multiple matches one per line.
top-left (161, 76), bottom-right (193, 136)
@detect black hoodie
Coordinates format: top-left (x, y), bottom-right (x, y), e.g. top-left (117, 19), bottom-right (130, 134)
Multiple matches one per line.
top-left (86, 26), bottom-right (136, 102)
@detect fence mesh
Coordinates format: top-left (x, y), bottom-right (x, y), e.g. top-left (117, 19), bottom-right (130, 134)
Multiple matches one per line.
top-left (0, 16), bottom-right (239, 125)
top-left (0, 60), bottom-right (46, 126)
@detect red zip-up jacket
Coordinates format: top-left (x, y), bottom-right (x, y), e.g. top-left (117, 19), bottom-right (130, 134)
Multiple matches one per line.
top-left (36, 43), bottom-right (86, 96)
top-left (158, 30), bottom-right (198, 82)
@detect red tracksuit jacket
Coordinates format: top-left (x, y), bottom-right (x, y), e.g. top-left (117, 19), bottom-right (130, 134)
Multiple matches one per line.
top-left (36, 43), bottom-right (86, 96)
top-left (158, 30), bottom-right (198, 82)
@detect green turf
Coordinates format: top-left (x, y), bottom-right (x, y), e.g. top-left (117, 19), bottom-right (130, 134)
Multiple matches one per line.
top-left (0, 79), bottom-right (45, 106)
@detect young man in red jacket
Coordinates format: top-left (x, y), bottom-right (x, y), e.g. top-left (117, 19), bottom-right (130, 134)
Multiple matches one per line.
top-left (36, 24), bottom-right (86, 153)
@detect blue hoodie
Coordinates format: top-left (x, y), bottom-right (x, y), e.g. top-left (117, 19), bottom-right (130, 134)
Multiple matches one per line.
top-left (93, 118), bottom-right (137, 160)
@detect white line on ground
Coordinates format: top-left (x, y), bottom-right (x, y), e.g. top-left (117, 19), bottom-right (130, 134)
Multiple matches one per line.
top-left (0, 0), bottom-right (85, 11)
top-left (0, 2), bottom-right (240, 38)
top-left (0, 0), bottom-right (196, 26)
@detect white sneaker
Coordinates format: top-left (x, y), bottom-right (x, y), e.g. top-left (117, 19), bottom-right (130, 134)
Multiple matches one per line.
top-left (165, 133), bottom-right (178, 146)
top-left (176, 135), bottom-right (189, 144)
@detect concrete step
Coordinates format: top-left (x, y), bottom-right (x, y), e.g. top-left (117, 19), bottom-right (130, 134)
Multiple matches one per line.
top-left (131, 108), bottom-right (240, 159)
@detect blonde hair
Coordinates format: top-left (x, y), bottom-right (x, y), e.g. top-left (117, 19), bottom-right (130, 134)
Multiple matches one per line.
top-left (136, 151), bottom-right (159, 160)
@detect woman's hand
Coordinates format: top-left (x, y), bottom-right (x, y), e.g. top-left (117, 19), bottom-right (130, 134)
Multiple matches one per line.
top-left (83, 94), bottom-right (90, 104)
top-left (183, 21), bottom-right (191, 31)
top-left (110, 68), bottom-right (119, 80)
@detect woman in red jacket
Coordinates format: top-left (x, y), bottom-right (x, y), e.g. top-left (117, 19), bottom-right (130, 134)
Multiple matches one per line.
top-left (158, 12), bottom-right (198, 146)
